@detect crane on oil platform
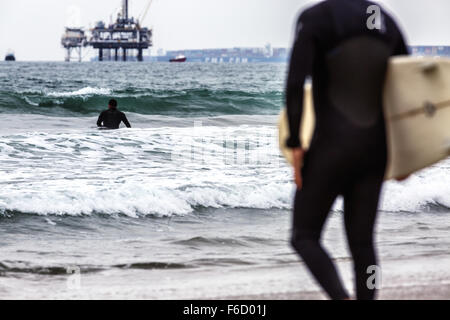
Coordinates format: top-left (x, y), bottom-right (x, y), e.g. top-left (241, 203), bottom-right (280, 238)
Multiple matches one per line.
top-left (138, 0), bottom-right (154, 25)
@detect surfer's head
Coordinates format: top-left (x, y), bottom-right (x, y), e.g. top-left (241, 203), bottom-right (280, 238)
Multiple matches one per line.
top-left (108, 99), bottom-right (118, 109)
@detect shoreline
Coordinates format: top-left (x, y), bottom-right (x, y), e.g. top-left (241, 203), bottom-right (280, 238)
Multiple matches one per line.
top-left (220, 255), bottom-right (450, 300)
top-left (2, 255), bottom-right (449, 300)
top-left (222, 283), bottom-right (450, 300)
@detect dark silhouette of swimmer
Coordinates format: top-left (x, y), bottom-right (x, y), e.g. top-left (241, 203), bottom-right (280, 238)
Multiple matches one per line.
top-left (97, 99), bottom-right (131, 129)
top-left (286, 0), bottom-right (408, 300)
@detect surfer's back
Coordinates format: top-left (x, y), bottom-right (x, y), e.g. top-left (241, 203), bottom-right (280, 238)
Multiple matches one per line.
top-left (287, 0), bottom-right (409, 154)
top-left (97, 99), bottom-right (131, 129)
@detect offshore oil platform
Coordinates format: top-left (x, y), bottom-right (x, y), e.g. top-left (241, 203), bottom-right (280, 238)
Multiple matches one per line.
top-left (61, 28), bottom-right (87, 62)
top-left (61, 0), bottom-right (153, 62)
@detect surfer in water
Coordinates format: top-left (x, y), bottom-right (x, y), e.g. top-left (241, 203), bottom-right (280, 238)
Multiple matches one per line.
top-left (285, 0), bottom-right (408, 300)
top-left (97, 99), bottom-right (131, 129)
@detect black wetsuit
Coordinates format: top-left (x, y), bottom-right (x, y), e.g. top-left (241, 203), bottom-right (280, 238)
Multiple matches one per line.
top-left (286, 0), bottom-right (408, 300)
top-left (97, 108), bottom-right (131, 129)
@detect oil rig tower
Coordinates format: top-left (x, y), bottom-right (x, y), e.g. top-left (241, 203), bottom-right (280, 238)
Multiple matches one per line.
top-left (61, 28), bottom-right (87, 62)
top-left (87, 0), bottom-right (153, 61)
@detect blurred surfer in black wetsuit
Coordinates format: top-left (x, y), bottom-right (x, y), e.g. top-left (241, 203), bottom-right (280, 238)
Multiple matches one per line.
top-left (97, 99), bottom-right (131, 129)
top-left (285, 0), bottom-right (408, 300)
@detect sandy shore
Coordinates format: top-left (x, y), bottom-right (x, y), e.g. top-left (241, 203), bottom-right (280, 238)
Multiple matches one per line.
top-left (220, 255), bottom-right (450, 300)
top-left (223, 283), bottom-right (450, 300)
top-left (2, 254), bottom-right (449, 300)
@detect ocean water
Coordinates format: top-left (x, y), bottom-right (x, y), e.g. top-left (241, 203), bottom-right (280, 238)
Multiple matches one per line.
top-left (0, 62), bottom-right (449, 299)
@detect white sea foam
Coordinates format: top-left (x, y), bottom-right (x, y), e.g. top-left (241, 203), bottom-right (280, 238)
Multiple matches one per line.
top-left (0, 181), bottom-right (292, 217)
top-left (381, 164), bottom-right (450, 212)
top-left (0, 125), bottom-right (290, 216)
top-left (0, 125), bottom-right (448, 217)
top-left (47, 87), bottom-right (112, 97)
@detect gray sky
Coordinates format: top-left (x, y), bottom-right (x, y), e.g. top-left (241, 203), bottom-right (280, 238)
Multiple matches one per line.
top-left (1, 0), bottom-right (449, 61)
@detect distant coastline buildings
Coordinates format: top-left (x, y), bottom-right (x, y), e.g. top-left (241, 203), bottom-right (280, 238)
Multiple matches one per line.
top-left (148, 45), bottom-right (450, 63)
top-left (410, 45), bottom-right (450, 57)
top-left (152, 44), bottom-right (288, 63)
top-left (90, 45), bottom-right (450, 62)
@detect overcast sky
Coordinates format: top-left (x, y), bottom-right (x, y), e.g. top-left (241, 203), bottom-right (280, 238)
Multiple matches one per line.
top-left (1, 0), bottom-right (449, 61)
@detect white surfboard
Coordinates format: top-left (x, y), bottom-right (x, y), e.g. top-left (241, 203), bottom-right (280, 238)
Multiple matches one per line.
top-left (278, 56), bottom-right (450, 180)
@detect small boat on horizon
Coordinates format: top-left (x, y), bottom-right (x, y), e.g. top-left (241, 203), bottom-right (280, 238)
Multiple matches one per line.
top-left (5, 51), bottom-right (15, 61)
top-left (169, 55), bottom-right (187, 63)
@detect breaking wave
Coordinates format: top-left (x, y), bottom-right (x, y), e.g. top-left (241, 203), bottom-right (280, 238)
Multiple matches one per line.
top-left (0, 87), bottom-right (283, 117)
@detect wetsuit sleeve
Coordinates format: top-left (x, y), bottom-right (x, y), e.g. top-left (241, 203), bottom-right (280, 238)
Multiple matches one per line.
top-left (121, 113), bottom-right (131, 128)
top-left (97, 111), bottom-right (105, 127)
top-left (285, 11), bottom-right (316, 149)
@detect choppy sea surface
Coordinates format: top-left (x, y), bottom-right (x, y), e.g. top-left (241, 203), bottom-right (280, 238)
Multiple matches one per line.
top-left (0, 62), bottom-right (449, 299)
